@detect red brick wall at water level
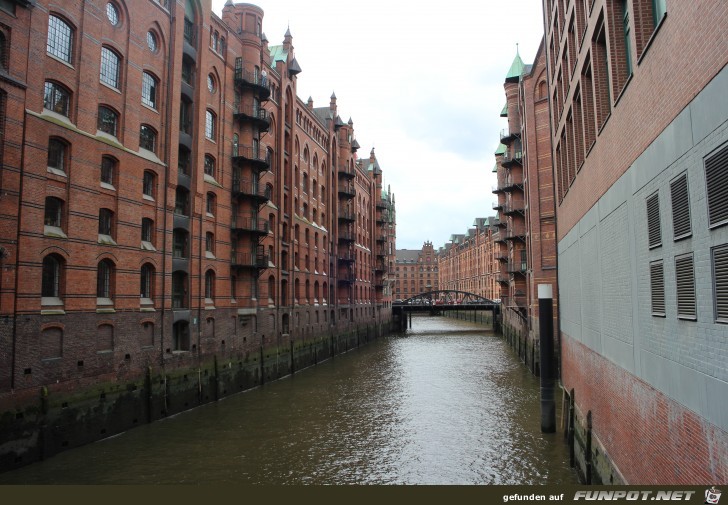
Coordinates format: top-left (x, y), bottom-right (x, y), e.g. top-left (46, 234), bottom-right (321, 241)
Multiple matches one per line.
top-left (562, 336), bottom-right (728, 484)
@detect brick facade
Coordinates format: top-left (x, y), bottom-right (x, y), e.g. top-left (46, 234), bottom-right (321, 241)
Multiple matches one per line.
top-left (0, 0), bottom-right (396, 466)
top-left (545, 0), bottom-right (728, 483)
top-left (394, 241), bottom-right (438, 301)
top-left (436, 219), bottom-right (499, 300)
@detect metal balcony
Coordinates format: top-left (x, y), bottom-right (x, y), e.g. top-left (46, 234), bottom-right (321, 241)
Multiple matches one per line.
top-left (231, 216), bottom-right (270, 237)
top-left (376, 234), bottom-right (388, 243)
top-left (234, 58), bottom-right (271, 100)
top-left (495, 253), bottom-right (508, 262)
top-left (337, 272), bottom-right (356, 284)
top-left (493, 201), bottom-right (504, 211)
top-left (505, 225), bottom-right (526, 241)
top-left (338, 211), bottom-right (355, 223)
top-left (232, 145), bottom-right (270, 172)
top-left (232, 178), bottom-right (271, 204)
top-left (338, 164), bottom-right (355, 179)
top-left (495, 274), bottom-right (510, 284)
top-left (233, 105), bottom-right (270, 132)
top-left (338, 231), bottom-right (355, 243)
top-left (337, 250), bottom-right (355, 263)
top-left (231, 251), bottom-right (269, 271)
top-left (502, 202), bottom-right (525, 215)
top-left (507, 262), bottom-right (527, 275)
top-left (501, 175), bottom-right (524, 192)
top-left (338, 183), bottom-right (356, 199)
top-left (376, 199), bottom-right (388, 210)
top-left (502, 150), bottom-right (523, 168)
top-left (500, 128), bottom-right (521, 145)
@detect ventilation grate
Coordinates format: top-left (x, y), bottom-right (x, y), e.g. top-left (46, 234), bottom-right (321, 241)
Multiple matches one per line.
top-left (706, 144), bottom-right (728, 228)
top-left (647, 193), bottom-right (661, 249)
top-left (650, 261), bottom-right (665, 315)
top-left (714, 245), bottom-right (728, 322)
top-left (675, 254), bottom-right (696, 320)
top-left (670, 174), bottom-right (691, 240)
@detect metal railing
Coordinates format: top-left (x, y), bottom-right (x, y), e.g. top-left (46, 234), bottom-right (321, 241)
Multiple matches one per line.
top-left (231, 252), bottom-right (269, 269)
top-left (183, 18), bottom-right (195, 46)
top-left (231, 216), bottom-right (270, 234)
top-left (232, 145), bottom-right (270, 165)
top-left (232, 179), bottom-right (271, 201)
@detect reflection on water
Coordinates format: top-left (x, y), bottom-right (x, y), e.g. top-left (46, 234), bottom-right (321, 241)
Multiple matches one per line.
top-left (0, 316), bottom-right (577, 485)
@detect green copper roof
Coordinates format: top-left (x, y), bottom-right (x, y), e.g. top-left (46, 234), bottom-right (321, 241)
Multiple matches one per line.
top-left (506, 50), bottom-right (525, 80)
top-left (500, 103), bottom-right (508, 117)
top-left (492, 163), bottom-right (498, 173)
top-left (495, 143), bottom-right (507, 155)
top-left (269, 45), bottom-right (288, 64)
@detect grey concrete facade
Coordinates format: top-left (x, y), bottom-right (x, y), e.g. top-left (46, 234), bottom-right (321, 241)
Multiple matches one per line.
top-left (557, 65), bottom-right (728, 432)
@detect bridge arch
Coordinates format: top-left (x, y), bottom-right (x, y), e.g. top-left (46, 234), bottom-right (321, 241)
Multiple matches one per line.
top-left (395, 290), bottom-right (497, 306)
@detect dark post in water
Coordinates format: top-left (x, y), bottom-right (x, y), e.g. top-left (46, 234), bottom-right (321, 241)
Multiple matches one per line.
top-left (538, 284), bottom-right (556, 433)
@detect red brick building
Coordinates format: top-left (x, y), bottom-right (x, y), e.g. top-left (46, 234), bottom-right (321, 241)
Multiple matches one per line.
top-left (0, 0), bottom-right (396, 469)
top-left (544, 0), bottom-right (727, 483)
top-left (493, 43), bottom-right (558, 373)
top-left (394, 241), bottom-right (438, 301)
top-left (436, 218), bottom-right (499, 300)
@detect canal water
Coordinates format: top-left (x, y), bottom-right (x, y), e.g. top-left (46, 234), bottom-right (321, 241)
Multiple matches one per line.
top-left (0, 316), bottom-right (577, 485)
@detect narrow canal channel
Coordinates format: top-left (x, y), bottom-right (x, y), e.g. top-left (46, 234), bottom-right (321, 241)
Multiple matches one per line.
top-left (0, 316), bottom-right (577, 485)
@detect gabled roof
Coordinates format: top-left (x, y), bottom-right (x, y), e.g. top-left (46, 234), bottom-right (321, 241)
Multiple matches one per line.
top-left (500, 103), bottom-right (508, 117)
top-left (495, 143), bottom-right (507, 155)
top-left (313, 107), bottom-right (333, 124)
top-left (396, 249), bottom-right (421, 263)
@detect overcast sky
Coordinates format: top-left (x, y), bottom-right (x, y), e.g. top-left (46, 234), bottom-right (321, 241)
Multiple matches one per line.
top-left (212, 0), bottom-right (545, 250)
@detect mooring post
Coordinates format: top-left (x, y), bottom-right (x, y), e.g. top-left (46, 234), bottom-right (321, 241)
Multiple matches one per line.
top-left (408, 311), bottom-right (412, 328)
top-left (538, 284), bottom-right (556, 433)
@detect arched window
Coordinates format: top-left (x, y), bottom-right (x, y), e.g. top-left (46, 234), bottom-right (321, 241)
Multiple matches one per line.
top-left (97, 105), bottom-right (118, 136)
top-left (100, 46), bottom-right (121, 88)
top-left (98, 208), bottom-right (114, 237)
top-left (42, 254), bottom-right (63, 299)
top-left (268, 275), bottom-right (275, 303)
top-left (204, 154), bottom-right (216, 179)
top-left (140, 263), bottom-right (154, 299)
top-left (47, 15), bottom-right (73, 63)
top-left (206, 192), bottom-right (216, 216)
top-left (142, 217), bottom-right (154, 245)
top-left (142, 72), bottom-right (158, 108)
top-left (43, 81), bottom-right (70, 116)
top-left (101, 156), bottom-right (116, 186)
top-left (205, 270), bottom-right (215, 300)
top-left (139, 124), bottom-right (157, 152)
top-left (96, 259), bottom-right (114, 300)
top-left (204, 232), bottom-right (214, 257)
top-left (205, 109), bottom-right (216, 140)
top-left (143, 170), bottom-right (156, 199)
top-left (44, 197), bottom-right (63, 229)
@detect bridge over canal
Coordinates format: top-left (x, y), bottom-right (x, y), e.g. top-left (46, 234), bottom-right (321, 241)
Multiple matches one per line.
top-left (392, 290), bottom-right (500, 331)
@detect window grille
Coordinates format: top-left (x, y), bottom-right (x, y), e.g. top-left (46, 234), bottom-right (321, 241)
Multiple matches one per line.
top-left (646, 193), bottom-right (661, 248)
top-left (650, 261), bottom-right (665, 316)
top-left (670, 174), bottom-right (691, 240)
top-left (675, 254), bottom-right (696, 320)
top-left (713, 245), bottom-right (728, 323)
top-left (706, 144), bottom-right (728, 228)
